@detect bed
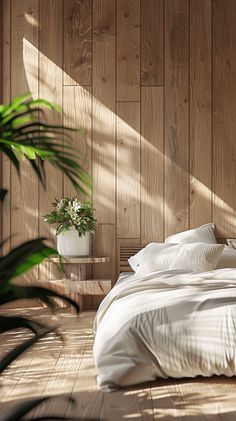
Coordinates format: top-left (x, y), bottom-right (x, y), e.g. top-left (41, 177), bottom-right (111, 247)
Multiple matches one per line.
top-left (93, 224), bottom-right (236, 391)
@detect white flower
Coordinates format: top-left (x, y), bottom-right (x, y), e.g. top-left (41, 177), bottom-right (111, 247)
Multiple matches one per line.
top-left (56, 198), bottom-right (67, 212)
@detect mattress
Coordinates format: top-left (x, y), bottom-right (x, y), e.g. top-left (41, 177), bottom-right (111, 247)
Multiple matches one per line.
top-left (93, 268), bottom-right (236, 391)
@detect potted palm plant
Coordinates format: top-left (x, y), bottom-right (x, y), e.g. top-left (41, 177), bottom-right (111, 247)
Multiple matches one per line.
top-left (44, 197), bottom-right (96, 256)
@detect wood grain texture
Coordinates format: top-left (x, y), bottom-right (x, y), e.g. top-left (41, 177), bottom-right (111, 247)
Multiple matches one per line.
top-left (93, 224), bottom-right (116, 283)
top-left (1, 0), bottom-right (11, 254)
top-left (72, 279), bottom-right (111, 295)
top-left (63, 86), bottom-right (93, 302)
top-left (4, 0), bottom-right (236, 309)
top-left (90, 224), bottom-right (116, 307)
top-left (213, 0), bottom-right (236, 238)
top-left (92, 0), bottom-right (116, 223)
top-left (117, 0), bottom-right (140, 101)
top-left (141, 87), bottom-right (164, 243)
top-left (117, 102), bottom-right (140, 238)
top-left (63, 85), bottom-right (92, 200)
top-left (49, 256), bottom-right (109, 264)
top-left (141, 0), bottom-right (164, 86)
top-left (10, 0), bottom-right (39, 282)
top-left (164, 0), bottom-right (190, 237)
top-left (64, 0), bottom-right (92, 86)
top-left (38, 0), bottom-right (63, 281)
top-left (2, 309), bottom-right (236, 420)
top-left (190, 0), bottom-right (212, 228)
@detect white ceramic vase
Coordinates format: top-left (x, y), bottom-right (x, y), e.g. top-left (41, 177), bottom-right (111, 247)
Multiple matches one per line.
top-left (57, 227), bottom-right (90, 257)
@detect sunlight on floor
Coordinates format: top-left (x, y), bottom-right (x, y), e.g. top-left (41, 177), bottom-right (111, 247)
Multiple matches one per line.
top-left (2, 309), bottom-right (236, 420)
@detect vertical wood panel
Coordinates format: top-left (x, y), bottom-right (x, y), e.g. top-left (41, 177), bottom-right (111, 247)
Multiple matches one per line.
top-left (63, 86), bottom-right (92, 199)
top-left (39, 0), bottom-right (63, 280)
top-left (93, 0), bottom-right (116, 223)
top-left (190, 0), bottom-right (212, 228)
top-left (117, 102), bottom-right (140, 238)
top-left (93, 224), bottom-right (116, 283)
top-left (213, 0), bottom-right (236, 237)
top-left (10, 0), bottom-right (39, 270)
top-left (1, 0), bottom-right (11, 254)
top-left (164, 0), bottom-right (190, 237)
top-left (141, 0), bottom-right (164, 86)
top-left (91, 224), bottom-right (116, 307)
top-left (6, 0), bottom-right (236, 305)
top-left (141, 87), bottom-right (164, 243)
top-left (64, 0), bottom-right (92, 86)
top-left (117, 0), bottom-right (140, 101)
top-left (63, 86), bottom-right (93, 305)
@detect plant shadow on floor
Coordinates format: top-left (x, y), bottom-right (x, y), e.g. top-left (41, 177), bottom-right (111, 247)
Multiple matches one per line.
top-left (2, 380), bottom-right (236, 421)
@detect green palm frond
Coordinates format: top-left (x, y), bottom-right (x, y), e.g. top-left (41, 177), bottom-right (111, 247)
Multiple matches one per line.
top-left (0, 94), bottom-right (91, 194)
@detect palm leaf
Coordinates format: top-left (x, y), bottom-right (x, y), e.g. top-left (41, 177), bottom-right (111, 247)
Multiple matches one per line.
top-left (0, 316), bottom-right (44, 335)
top-left (1, 397), bottom-right (50, 421)
top-left (0, 94), bottom-right (91, 195)
top-left (0, 326), bottom-right (54, 375)
top-left (0, 143), bottom-right (20, 172)
top-left (0, 238), bottom-right (56, 283)
top-left (0, 189), bottom-right (8, 202)
top-left (0, 397), bottom-right (80, 421)
top-left (0, 285), bottom-right (80, 313)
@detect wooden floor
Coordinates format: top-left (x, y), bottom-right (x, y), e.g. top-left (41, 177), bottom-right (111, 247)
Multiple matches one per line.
top-left (1, 309), bottom-right (236, 420)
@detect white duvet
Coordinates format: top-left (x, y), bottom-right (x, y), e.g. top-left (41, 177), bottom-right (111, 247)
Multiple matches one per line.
top-left (93, 268), bottom-right (236, 391)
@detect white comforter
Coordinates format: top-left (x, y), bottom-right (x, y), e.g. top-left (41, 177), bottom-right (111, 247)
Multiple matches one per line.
top-left (93, 268), bottom-right (236, 391)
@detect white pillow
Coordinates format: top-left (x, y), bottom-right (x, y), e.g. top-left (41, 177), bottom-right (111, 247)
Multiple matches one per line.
top-left (135, 243), bottom-right (181, 275)
top-left (128, 248), bottom-right (145, 271)
top-left (170, 243), bottom-right (224, 272)
top-left (165, 223), bottom-right (217, 245)
top-left (216, 245), bottom-right (236, 268)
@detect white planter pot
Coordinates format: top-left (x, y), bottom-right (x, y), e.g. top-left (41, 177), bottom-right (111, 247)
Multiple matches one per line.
top-left (57, 228), bottom-right (90, 257)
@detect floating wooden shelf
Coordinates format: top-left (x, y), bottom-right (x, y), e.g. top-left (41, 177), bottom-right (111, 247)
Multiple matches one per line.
top-left (46, 256), bottom-right (110, 264)
top-left (44, 278), bottom-right (112, 296)
top-left (43, 256), bottom-right (111, 311)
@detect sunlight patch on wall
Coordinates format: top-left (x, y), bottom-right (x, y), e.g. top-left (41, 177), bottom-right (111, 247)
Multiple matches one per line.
top-left (24, 11), bottom-right (39, 28)
top-left (22, 39), bottom-right (236, 238)
top-left (23, 37), bottom-right (38, 98)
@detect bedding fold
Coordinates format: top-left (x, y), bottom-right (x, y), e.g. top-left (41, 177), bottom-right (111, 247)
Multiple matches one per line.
top-left (94, 268), bottom-right (236, 391)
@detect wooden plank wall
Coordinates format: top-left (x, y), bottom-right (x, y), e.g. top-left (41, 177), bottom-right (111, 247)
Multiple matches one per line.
top-left (1, 0), bottom-right (236, 306)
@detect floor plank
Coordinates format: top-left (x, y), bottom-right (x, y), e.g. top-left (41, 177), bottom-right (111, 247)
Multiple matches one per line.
top-left (1, 308), bottom-right (236, 420)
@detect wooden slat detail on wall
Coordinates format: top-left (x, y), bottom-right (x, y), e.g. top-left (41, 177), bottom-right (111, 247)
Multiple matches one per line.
top-left (92, 0), bottom-right (116, 224)
top-left (164, 0), bottom-right (190, 237)
top-left (117, 0), bottom-right (140, 101)
top-left (63, 86), bottom-right (92, 199)
top-left (116, 238), bottom-right (140, 276)
top-left (141, 0), bottom-right (164, 86)
top-left (117, 102), bottom-right (140, 238)
top-left (93, 224), bottom-right (116, 282)
top-left (93, 224), bottom-right (116, 307)
top-left (5, 0), bottom-right (236, 307)
top-left (63, 0), bottom-right (92, 86)
top-left (141, 87), bottom-right (164, 243)
top-left (10, 0), bottom-right (39, 280)
top-left (1, 0), bottom-right (11, 254)
top-left (63, 85), bottom-right (93, 298)
top-left (213, 0), bottom-right (236, 238)
top-left (190, 0), bottom-right (212, 228)
top-left (38, 0), bottom-right (63, 280)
